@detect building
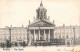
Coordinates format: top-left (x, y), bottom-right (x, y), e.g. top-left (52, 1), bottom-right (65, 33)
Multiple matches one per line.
top-left (0, 2), bottom-right (80, 47)
top-left (54, 25), bottom-right (80, 45)
top-left (28, 2), bottom-right (55, 45)
top-left (0, 26), bottom-right (28, 47)
top-left (0, 27), bottom-right (10, 44)
top-left (54, 25), bottom-right (74, 45)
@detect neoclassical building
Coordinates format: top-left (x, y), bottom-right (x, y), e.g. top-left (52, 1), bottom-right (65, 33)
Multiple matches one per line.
top-left (0, 26), bottom-right (28, 46)
top-left (28, 2), bottom-right (55, 45)
top-left (0, 2), bottom-right (80, 46)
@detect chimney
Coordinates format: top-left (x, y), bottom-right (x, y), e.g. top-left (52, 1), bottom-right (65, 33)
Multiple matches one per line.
top-left (29, 20), bottom-right (30, 25)
top-left (11, 25), bottom-right (12, 27)
top-left (48, 16), bottom-right (50, 20)
top-left (22, 25), bottom-right (23, 27)
top-left (53, 20), bottom-right (54, 24)
top-left (63, 24), bottom-right (65, 27)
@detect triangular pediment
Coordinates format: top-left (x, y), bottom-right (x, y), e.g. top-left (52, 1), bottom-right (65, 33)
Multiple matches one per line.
top-left (28, 20), bottom-right (55, 27)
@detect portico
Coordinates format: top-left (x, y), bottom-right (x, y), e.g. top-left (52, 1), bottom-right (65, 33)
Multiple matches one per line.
top-left (28, 27), bottom-right (54, 45)
top-left (29, 27), bottom-right (54, 40)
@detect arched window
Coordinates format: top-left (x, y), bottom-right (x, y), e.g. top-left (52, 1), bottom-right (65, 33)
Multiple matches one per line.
top-left (66, 35), bottom-right (68, 39)
top-left (40, 11), bottom-right (43, 19)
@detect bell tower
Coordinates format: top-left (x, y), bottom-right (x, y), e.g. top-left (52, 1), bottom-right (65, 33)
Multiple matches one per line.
top-left (36, 1), bottom-right (47, 20)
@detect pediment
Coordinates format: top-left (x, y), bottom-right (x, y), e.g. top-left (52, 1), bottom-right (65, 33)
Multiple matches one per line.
top-left (28, 20), bottom-right (55, 27)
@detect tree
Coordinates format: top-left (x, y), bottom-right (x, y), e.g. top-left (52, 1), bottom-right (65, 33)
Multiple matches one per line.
top-left (6, 40), bottom-right (11, 47)
top-left (23, 41), bottom-right (26, 47)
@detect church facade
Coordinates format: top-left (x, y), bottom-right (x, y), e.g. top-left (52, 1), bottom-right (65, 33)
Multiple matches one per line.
top-left (0, 2), bottom-right (80, 47)
top-left (28, 2), bottom-right (55, 45)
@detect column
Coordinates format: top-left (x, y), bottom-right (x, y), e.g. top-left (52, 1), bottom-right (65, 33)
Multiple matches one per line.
top-left (48, 29), bottom-right (50, 42)
top-left (65, 39), bottom-right (67, 46)
top-left (34, 30), bottom-right (35, 42)
top-left (53, 29), bottom-right (54, 39)
top-left (39, 30), bottom-right (40, 40)
top-left (28, 30), bottom-right (32, 46)
top-left (9, 28), bottom-right (11, 42)
top-left (64, 29), bottom-right (67, 46)
top-left (44, 29), bottom-right (46, 41)
top-left (73, 27), bottom-right (75, 45)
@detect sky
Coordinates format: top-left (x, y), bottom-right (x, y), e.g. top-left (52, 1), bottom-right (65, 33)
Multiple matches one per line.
top-left (0, 0), bottom-right (80, 28)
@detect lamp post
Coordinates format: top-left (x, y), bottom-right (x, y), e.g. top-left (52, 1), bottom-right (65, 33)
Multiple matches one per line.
top-left (73, 26), bottom-right (75, 46)
top-left (9, 28), bottom-right (11, 42)
top-left (7, 28), bottom-right (11, 47)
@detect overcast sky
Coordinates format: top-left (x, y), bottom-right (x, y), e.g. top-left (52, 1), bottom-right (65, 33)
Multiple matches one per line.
top-left (0, 0), bottom-right (80, 28)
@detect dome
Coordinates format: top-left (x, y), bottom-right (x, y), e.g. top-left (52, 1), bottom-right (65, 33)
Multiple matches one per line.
top-left (36, 1), bottom-right (47, 11)
top-left (36, 1), bottom-right (47, 20)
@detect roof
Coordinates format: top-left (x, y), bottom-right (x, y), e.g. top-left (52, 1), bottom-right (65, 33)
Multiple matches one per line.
top-left (28, 19), bottom-right (55, 27)
top-left (36, 1), bottom-right (47, 11)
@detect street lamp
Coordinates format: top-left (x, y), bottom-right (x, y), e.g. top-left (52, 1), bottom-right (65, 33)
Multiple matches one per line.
top-left (9, 28), bottom-right (11, 42)
top-left (73, 26), bottom-right (75, 46)
top-left (6, 27), bottom-right (12, 47)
